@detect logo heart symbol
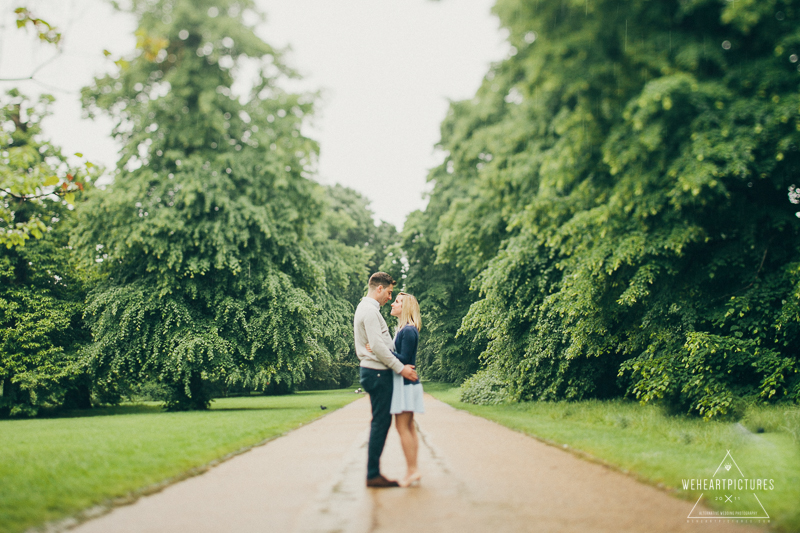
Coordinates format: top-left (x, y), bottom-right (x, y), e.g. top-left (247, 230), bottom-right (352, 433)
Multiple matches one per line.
top-left (725, 464), bottom-right (732, 471)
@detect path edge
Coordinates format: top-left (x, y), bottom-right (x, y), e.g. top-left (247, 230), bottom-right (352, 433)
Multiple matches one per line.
top-left (427, 394), bottom-right (695, 502)
top-left (429, 396), bottom-right (770, 532)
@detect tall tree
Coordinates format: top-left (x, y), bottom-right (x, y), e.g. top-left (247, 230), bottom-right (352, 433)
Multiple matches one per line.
top-left (0, 92), bottom-right (97, 416)
top-left (399, 172), bottom-right (486, 383)
top-left (299, 185), bottom-right (374, 391)
top-left (76, 0), bottom-right (334, 409)
top-left (421, 0), bottom-right (800, 417)
top-left (301, 184), bottom-right (402, 390)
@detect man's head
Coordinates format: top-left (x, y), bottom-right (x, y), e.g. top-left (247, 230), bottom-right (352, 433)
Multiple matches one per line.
top-left (367, 272), bottom-right (395, 305)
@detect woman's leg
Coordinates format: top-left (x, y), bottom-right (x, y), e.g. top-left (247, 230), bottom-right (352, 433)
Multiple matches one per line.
top-left (408, 414), bottom-right (418, 467)
top-left (395, 412), bottom-right (420, 485)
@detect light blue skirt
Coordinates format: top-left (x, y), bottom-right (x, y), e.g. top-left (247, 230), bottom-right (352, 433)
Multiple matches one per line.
top-left (390, 372), bottom-right (425, 414)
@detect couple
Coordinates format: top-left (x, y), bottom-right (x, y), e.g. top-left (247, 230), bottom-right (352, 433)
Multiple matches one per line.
top-left (354, 272), bottom-right (424, 488)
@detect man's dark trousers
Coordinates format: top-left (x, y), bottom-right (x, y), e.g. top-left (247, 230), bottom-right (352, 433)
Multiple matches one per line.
top-left (359, 367), bottom-right (393, 480)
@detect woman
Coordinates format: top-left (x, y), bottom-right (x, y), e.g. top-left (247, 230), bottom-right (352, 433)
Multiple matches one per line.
top-left (389, 292), bottom-right (423, 487)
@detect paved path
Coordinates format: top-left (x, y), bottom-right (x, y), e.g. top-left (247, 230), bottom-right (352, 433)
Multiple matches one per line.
top-left (71, 395), bottom-right (759, 533)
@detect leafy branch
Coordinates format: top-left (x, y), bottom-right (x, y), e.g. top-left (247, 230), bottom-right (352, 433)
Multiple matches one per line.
top-left (0, 8), bottom-right (63, 83)
top-left (13, 7), bottom-right (61, 44)
top-left (0, 91), bottom-right (97, 248)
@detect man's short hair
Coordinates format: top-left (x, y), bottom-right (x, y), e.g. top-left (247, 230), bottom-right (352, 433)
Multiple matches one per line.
top-left (368, 272), bottom-right (395, 290)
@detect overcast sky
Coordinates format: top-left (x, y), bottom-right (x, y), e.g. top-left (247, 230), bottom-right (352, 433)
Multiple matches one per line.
top-left (1, 0), bottom-right (508, 230)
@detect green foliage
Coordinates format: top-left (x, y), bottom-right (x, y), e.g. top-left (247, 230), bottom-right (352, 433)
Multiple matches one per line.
top-left (0, 90), bottom-right (90, 248)
top-left (323, 183), bottom-right (401, 328)
top-left (0, 93), bottom-right (98, 417)
top-left (622, 332), bottom-right (796, 419)
top-left (324, 184), bottom-right (398, 280)
top-left (0, 236), bottom-right (91, 417)
top-left (418, 0), bottom-right (800, 417)
top-left (306, 184), bottom-right (399, 387)
top-left (75, 0), bottom-right (364, 408)
top-left (124, 379), bottom-right (171, 402)
top-left (301, 185), bottom-right (380, 390)
top-left (396, 180), bottom-right (486, 383)
top-left (13, 7), bottom-right (61, 45)
top-left (0, 213), bottom-right (99, 416)
top-left (459, 366), bottom-right (509, 405)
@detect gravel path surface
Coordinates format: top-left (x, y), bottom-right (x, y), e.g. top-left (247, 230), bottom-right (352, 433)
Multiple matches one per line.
top-left (70, 395), bottom-right (760, 533)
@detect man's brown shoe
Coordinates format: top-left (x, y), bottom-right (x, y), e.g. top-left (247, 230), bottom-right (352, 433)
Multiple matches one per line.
top-left (366, 474), bottom-right (399, 488)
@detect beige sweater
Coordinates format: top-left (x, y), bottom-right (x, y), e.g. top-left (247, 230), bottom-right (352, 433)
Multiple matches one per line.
top-left (353, 298), bottom-right (403, 373)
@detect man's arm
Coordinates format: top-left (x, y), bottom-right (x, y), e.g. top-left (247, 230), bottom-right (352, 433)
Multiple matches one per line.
top-left (363, 311), bottom-right (404, 373)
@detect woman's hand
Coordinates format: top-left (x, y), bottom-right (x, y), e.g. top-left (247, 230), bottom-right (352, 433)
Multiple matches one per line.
top-left (365, 343), bottom-right (373, 353)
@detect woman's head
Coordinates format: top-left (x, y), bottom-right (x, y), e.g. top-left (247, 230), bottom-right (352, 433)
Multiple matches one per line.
top-left (391, 292), bottom-right (422, 331)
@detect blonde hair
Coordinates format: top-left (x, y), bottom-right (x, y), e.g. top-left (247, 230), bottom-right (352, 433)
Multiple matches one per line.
top-left (396, 292), bottom-right (422, 332)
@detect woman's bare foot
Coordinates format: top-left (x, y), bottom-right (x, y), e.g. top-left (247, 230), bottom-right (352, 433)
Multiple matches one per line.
top-left (400, 471), bottom-right (422, 487)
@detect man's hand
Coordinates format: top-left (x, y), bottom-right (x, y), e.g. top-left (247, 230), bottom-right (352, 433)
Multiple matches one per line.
top-left (400, 365), bottom-right (418, 381)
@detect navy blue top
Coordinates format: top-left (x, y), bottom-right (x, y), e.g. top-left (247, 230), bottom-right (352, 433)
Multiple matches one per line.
top-left (393, 325), bottom-right (419, 385)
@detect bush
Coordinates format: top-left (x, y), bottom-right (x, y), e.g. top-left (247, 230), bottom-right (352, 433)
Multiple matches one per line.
top-left (622, 332), bottom-right (798, 420)
top-left (460, 367), bottom-right (510, 405)
top-left (124, 380), bottom-right (171, 403)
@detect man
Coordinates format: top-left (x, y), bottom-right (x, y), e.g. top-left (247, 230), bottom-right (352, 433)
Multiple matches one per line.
top-left (354, 272), bottom-right (418, 488)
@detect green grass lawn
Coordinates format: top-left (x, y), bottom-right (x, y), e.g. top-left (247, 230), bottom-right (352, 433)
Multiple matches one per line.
top-left (424, 382), bottom-right (800, 533)
top-left (0, 390), bottom-right (361, 533)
